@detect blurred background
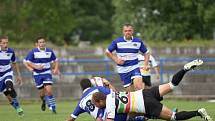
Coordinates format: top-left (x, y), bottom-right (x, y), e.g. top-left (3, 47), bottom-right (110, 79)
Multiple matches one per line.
top-left (0, 0), bottom-right (215, 101)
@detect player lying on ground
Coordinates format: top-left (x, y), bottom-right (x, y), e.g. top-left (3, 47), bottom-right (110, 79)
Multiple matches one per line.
top-left (92, 59), bottom-right (213, 121)
top-left (66, 77), bottom-right (127, 121)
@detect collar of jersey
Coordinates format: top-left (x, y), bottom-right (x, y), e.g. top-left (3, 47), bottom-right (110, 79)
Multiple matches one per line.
top-left (123, 36), bottom-right (133, 41)
top-left (83, 87), bottom-right (90, 93)
top-left (0, 47), bottom-right (8, 52)
top-left (37, 47), bottom-right (46, 52)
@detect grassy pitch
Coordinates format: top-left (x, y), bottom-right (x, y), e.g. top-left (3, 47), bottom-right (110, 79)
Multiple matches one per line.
top-left (0, 100), bottom-right (214, 121)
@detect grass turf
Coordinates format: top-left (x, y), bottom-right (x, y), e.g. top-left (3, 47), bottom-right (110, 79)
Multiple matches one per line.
top-left (0, 100), bottom-right (214, 121)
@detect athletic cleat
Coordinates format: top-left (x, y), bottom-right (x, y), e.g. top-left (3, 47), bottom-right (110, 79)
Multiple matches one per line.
top-left (52, 109), bottom-right (57, 114)
top-left (184, 59), bottom-right (203, 71)
top-left (41, 100), bottom-right (46, 111)
top-left (16, 107), bottom-right (24, 117)
top-left (198, 108), bottom-right (213, 121)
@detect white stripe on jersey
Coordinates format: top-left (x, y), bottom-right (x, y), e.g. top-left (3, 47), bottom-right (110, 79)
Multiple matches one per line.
top-left (33, 70), bottom-right (51, 75)
top-left (106, 91), bottom-right (116, 119)
top-left (134, 90), bottom-right (145, 113)
top-left (117, 42), bottom-right (141, 49)
top-left (34, 52), bottom-right (52, 59)
top-left (0, 65), bottom-right (11, 72)
top-left (0, 71), bottom-right (13, 82)
top-left (117, 53), bottom-right (138, 61)
top-left (0, 53), bottom-right (13, 60)
top-left (117, 64), bottom-right (138, 73)
top-left (71, 114), bottom-right (78, 119)
top-left (43, 81), bottom-right (53, 84)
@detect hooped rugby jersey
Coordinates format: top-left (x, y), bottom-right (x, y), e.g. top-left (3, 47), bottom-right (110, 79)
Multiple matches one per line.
top-left (106, 90), bottom-right (146, 119)
top-left (24, 47), bottom-right (57, 75)
top-left (0, 48), bottom-right (16, 77)
top-left (71, 86), bottom-right (111, 120)
top-left (106, 36), bottom-right (148, 73)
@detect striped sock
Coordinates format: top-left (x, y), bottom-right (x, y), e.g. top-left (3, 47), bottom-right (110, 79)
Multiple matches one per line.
top-left (10, 98), bottom-right (20, 109)
top-left (47, 95), bottom-right (56, 111)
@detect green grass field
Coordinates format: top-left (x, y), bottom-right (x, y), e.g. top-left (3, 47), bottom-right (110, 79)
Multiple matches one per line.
top-left (0, 100), bottom-right (214, 121)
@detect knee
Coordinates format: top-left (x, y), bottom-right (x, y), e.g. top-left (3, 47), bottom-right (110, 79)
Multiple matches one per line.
top-left (5, 81), bottom-right (17, 98)
top-left (5, 80), bottom-right (14, 91)
top-left (45, 88), bottom-right (53, 96)
top-left (134, 84), bottom-right (143, 90)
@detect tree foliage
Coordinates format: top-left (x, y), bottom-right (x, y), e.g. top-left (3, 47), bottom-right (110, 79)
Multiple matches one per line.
top-left (0, 0), bottom-right (215, 45)
top-left (112, 0), bottom-right (215, 41)
top-left (0, 0), bottom-right (114, 45)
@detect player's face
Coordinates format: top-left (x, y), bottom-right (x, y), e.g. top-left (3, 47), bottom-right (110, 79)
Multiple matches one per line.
top-left (93, 100), bottom-right (105, 108)
top-left (37, 38), bottom-right (46, 49)
top-left (123, 26), bottom-right (133, 40)
top-left (0, 39), bottom-right (8, 50)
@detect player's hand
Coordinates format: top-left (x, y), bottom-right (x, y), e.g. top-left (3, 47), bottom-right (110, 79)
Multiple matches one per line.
top-left (116, 58), bottom-right (124, 65)
top-left (142, 65), bottom-right (150, 71)
top-left (16, 75), bottom-right (22, 85)
top-left (66, 116), bottom-right (75, 121)
top-left (52, 69), bottom-right (60, 75)
top-left (36, 64), bottom-right (44, 70)
top-left (27, 66), bottom-right (34, 72)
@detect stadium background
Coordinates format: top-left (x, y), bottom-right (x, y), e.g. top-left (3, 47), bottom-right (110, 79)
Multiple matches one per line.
top-left (0, 46), bottom-right (215, 101)
top-left (0, 0), bottom-right (215, 120)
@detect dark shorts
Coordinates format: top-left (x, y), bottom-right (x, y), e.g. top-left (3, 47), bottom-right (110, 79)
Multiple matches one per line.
top-left (142, 86), bottom-right (163, 118)
top-left (0, 75), bottom-right (13, 92)
top-left (119, 68), bottom-right (141, 88)
top-left (33, 74), bottom-right (53, 89)
top-left (115, 113), bottom-right (128, 121)
top-left (142, 76), bottom-right (151, 87)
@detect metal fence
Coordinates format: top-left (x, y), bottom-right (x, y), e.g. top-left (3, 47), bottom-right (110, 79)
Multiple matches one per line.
top-left (1, 57), bottom-right (212, 100)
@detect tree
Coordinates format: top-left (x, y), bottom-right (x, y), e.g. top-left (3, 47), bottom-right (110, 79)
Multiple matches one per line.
top-left (112, 0), bottom-right (215, 41)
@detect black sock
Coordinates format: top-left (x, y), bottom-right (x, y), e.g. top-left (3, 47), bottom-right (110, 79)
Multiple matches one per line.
top-left (175, 111), bottom-right (201, 120)
top-left (171, 69), bottom-right (187, 86)
top-left (40, 96), bottom-right (45, 102)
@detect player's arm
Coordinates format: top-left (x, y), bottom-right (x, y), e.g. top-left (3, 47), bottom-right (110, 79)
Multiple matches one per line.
top-left (51, 60), bottom-right (60, 75)
top-left (151, 56), bottom-right (160, 80)
top-left (105, 51), bottom-right (124, 65)
top-left (67, 104), bottom-right (85, 121)
top-left (24, 51), bottom-right (44, 70)
top-left (143, 52), bottom-right (150, 70)
top-left (23, 59), bottom-right (34, 72)
top-left (102, 78), bottom-right (116, 91)
top-left (12, 62), bottom-right (22, 85)
top-left (66, 116), bottom-right (76, 121)
top-left (11, 51), bottom-right (22, 85)
top-left (50, 50), bottom-right (60, 75)
top-left (105, 92), bottom-right (116, 121)
top-left (154, 66), bottom-right (160, 80)
top-left (25, 61), bottom-right (44, 70)
top-left (105, 40), bottom-right (124, 65)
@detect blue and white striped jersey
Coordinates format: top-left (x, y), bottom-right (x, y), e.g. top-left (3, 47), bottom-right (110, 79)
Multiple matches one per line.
top-left (0, 48), bottom-right (16, 76)
top-left (106, 36), bottom-right (148, 73)
top-left (71, 86), bottom-right (111, 120)
top-left (24, 48), bottom-right (57, 76)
